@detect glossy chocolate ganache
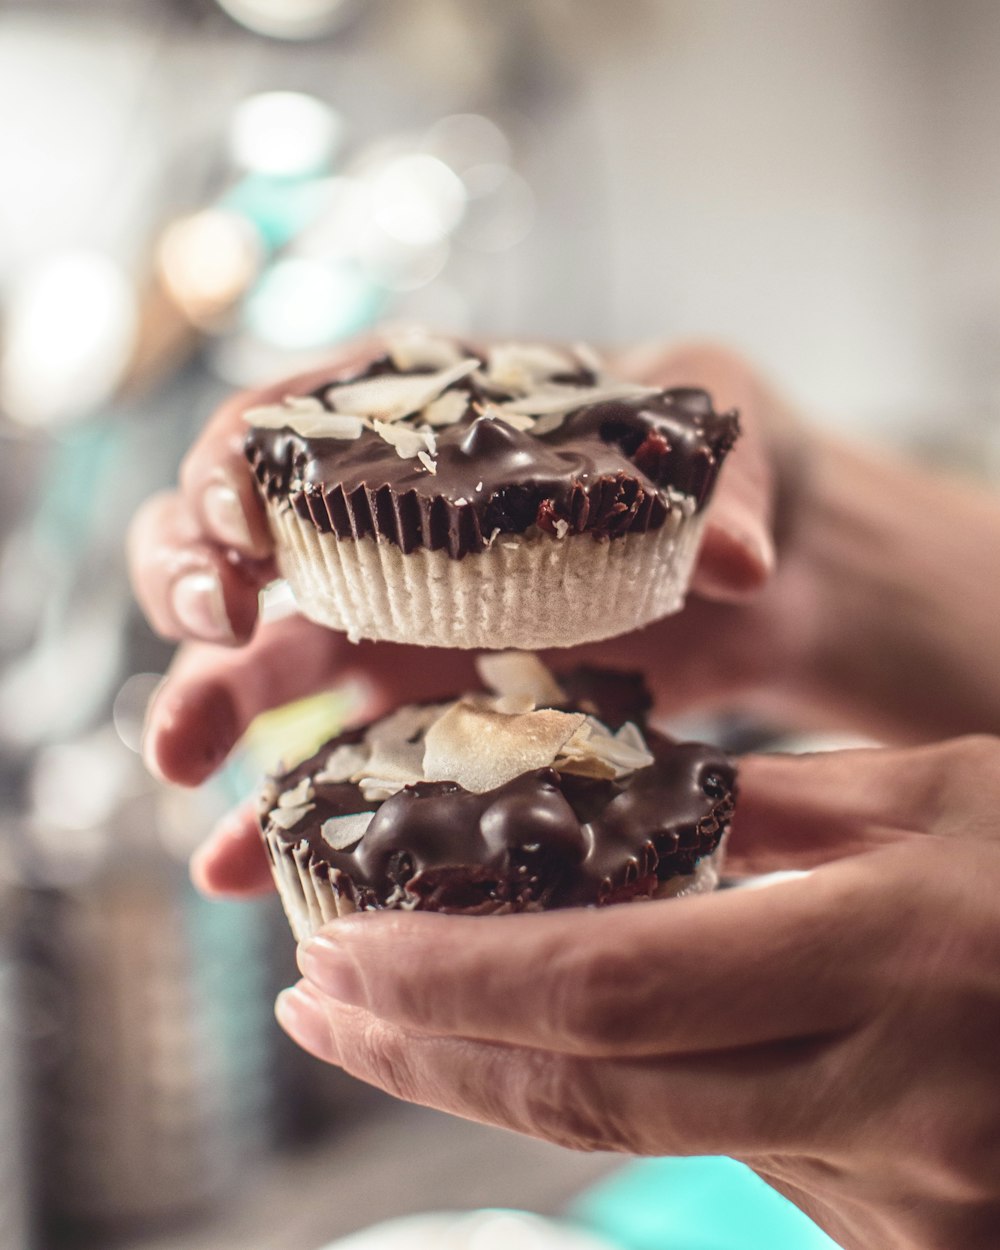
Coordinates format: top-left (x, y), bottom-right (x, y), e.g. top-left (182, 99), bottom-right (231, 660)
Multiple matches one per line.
top-left (244, 337), bottom-right (739, 559)
top-left (259, 657), bottom-right (736, 914)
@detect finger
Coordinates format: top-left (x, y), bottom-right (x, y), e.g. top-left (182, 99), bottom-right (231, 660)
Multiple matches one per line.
top-left (729, 737), bottom-right (1000, 875)
top-left (620, 342), bottom-right (777, 602)
top-left (190, 801), bottom-right (274, 897)
top-left (178, 339), bottom-right (379, 558)
top-left (296, 863), bottom-right (875, 1059)
top-left (143, 612), bottom-right (480, 785)
top-left (127, 491), bottom-right (268, 644)
top-left (275, 981), bottom-right (839, 1158)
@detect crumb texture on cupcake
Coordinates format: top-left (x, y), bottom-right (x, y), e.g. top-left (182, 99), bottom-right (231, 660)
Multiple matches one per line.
top-left (259, 655), bottom-right (736, 940)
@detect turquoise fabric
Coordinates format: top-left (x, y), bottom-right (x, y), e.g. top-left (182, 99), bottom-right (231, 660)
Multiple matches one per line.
top-left (568, 1157), bottom-right (842, 1250)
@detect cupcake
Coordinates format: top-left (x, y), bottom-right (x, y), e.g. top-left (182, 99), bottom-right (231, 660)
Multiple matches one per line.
top-left (258, 654), bottom-right (736, 942)
top-left (244, 334), bottom-right (739, 649)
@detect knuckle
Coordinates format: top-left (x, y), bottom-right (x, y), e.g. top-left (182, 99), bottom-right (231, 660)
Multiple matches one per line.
top-left (354, 1019), bottom-right (419, 1104)
top-left (546, 950), bottom-right (633, 1054)
top-left (513, 1054), bottom-right (628, 1154)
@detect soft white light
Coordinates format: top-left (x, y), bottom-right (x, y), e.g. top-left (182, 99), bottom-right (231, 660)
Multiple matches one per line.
top-left (245, 258), bottom-right (377, 349)
top-left (1, 251), bottom-right (137, 427)
top-left (422, 113), bottom-right (511, 179)
top-left (458, 166), bottom-right (536, 253)
top-left (158, 209), bottom-right (262, 326)
top-left (230, 92), bottom-right (342, 177)
top-left (370, 155), bottom-right (466, 247)
top-left (214, 0), bottom-right (359, 40)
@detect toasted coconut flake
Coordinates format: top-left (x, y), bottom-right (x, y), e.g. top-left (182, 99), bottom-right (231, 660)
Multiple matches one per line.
top-left (385, 333), bottom-right (464, 373)
top-left (242, 402), bottom-right (364, 440)
top-left (486, 343), bottom-right (576, 394)
top-left (268, 803), bottom-right (314, 830)
top-left (423, 701), bottom-right (584, 793)
top-left (615, 721), bottom-right (648, 753)
top-left (476, 652), bottom-right (565, 707)
top-left (416, 450), bottom-right (438, 474)
top-left (320, 811), bottom-right (375, 851)
top-left (315, 742), bottom-right (370, 784)
top-left (498, 381), bottom-right (661, 417)
top-left (421, 390), bottom-right (469, 427)
top-left (572, 342), bottom-right (605, 375)
top-left (557, 716), bottom-right (654, 779)
top-left (372, 420), bottom-right (434, 459)
top-left (365, 702), bottom-right (447, 746)
top-left (360, 778), bottom-right (403, 803)
top-left (360, 735), bottom-right (425, 787)
top-left (284, 394), bottom-right (326, 412)
top-left (531, 410), bottom-right (568, 437)
top-left (493, 409), bottom-right (535, 433)
top-left (327, 358), bottom-right (479, 423)
top-left (278, 776), bottom-right (314, 808)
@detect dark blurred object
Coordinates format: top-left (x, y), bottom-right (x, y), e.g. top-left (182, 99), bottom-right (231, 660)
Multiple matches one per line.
top-left (0, 885), bottom-right (32, 1250)
top-left (17, 737), bottom-right (276, 1236)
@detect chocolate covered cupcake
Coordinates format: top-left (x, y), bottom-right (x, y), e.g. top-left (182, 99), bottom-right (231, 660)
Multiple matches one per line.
top-left (258, 655), bottom-right (736, 942)
top-left (244, 334), bottom-right (739, 649)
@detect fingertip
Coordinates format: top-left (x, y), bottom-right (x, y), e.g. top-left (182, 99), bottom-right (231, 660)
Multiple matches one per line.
top-left (142, 678), bottom-right (239, 786)
top-left (692, 513), bottom-right (775, 603)
top-left (190, 805), bottom-right (274, 897)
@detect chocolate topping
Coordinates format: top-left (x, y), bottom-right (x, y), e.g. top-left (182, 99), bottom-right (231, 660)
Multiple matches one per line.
top-left (262, 723), bottom-right (735, 914)
top-left (245, 345), bottom-right (739, 560)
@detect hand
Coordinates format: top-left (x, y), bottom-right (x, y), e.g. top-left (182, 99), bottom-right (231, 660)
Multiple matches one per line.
top-left (129, 338), bottom-right (782, 891)
top-left (276, 736), bottom-right (1000, 1250)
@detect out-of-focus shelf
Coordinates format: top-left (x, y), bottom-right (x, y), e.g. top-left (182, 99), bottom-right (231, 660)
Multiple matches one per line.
top-left (82, 1095), bottom-right (619, 1250)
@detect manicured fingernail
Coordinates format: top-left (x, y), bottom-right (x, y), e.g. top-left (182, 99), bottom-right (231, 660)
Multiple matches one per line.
top-left (714, 501), bottom-right (775, 577)
top-left (171, 571), bottom-right (234, 641)
top-left (276, 984), bottom-right (338, 1060)
top-left (298, 933), bottom-right (366, 1006)
top-left (202, 479), bottom-right (254, 551)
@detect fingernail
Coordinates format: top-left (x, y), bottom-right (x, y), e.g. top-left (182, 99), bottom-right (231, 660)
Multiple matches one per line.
top-left (202, 479), bottom-right (254, 551)
top-left (298, 932), bottom-right (366, 1007)
top-left (172, 571), bottom-right (234, 641)
top-left (276, 984), bottom-right (339, 1060)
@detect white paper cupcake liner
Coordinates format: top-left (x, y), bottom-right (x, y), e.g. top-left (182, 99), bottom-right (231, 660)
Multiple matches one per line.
top-left (267, 501), bottom-right (706, 650)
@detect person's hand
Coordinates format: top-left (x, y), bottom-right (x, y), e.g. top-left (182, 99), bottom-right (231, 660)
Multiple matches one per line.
top-left (128, 337), bottom-right (783, 891)
top-left (275, 736), bottom-right (1000, 1250)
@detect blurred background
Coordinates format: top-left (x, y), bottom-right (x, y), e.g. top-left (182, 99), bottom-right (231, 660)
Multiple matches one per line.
top-left (1, 1), bottom-right (999, 1248)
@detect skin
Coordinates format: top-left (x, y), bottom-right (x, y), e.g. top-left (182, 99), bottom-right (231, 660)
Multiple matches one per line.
top-left (128, 339), bottom-right (1000, 1250)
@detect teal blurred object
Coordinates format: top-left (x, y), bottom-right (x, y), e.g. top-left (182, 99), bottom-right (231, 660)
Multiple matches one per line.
top-left (568, 1158), bottom-right (842, 1250)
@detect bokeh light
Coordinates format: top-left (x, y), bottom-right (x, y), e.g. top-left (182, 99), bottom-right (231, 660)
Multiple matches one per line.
top-left (245, 257), bottom-right (382, 349)
top-left (158, 209), bottom-right (262, 328)
top-left (370, 154), bottom-right (467, 247)
top-left (422, 113), bottom-right (512, 181)
top-left (214, 0), bottom-right (360, 41)
top-left (0, 250), bottom-right (137, 428)
top-left (229, 92), bottom-right (343, 178)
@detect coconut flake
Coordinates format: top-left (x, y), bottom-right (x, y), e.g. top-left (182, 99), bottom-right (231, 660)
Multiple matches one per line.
top-left (572, 342), bottom-right (605, 375)
top-left (242, 401), bottom-right (364, 440)
top-left (423, 701), bottom-right (584, 793)
top-left (493, 409), bottom-right (535, 433)
top-left (327, 358), bottom-right (479, 423)
top-left (531, 410), bottom-right (568, 437)
top-left (421, 390), bottom-right (469, 427)
top-left (416, 450), bottom-right (438, 474)
top-left (556, 716), bottom-right (654, 779)
top-left (386, 333), bottom-right (464, 373)
top-left (268, 803), bottom-right (314, 830)
top-left (315, 742), bottom-right (370, 784)
top-left (476, 652), bottom-right (565, 707)
top-left (486, 343), bottom-right (576, 394)
top-left (373, 420), bottom-right (433, 459)
top-left (278, 776), bottom-right (314, 808)
top-left (320, 811), bottom-right (375, 851)
top-left (497, 380), bottom-right (661, 418)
